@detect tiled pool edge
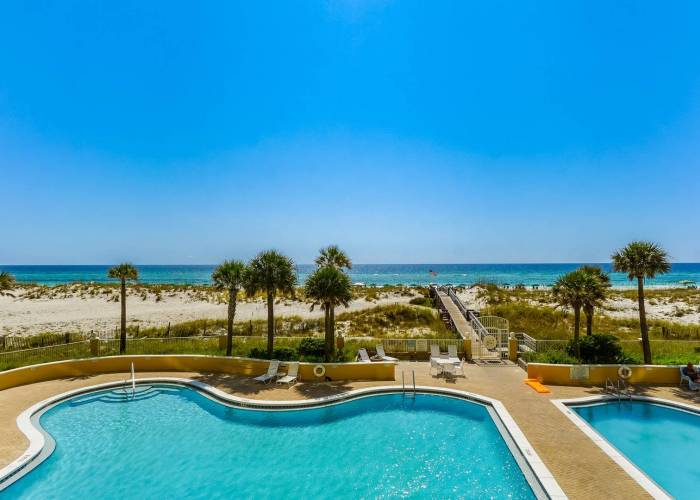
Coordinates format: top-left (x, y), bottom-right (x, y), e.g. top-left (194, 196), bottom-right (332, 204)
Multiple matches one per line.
top-left (0, 378), bottom-right (566, 499)
top-left (551, 395), bottom-right (700, 500)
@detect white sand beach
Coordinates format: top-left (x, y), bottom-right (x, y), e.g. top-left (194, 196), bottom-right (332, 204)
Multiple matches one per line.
top-left (0, 287), bottom-right (421, 336)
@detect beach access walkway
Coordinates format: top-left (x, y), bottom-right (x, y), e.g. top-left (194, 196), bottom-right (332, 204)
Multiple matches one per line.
top-left (434, 289), bottom-right (472, 339)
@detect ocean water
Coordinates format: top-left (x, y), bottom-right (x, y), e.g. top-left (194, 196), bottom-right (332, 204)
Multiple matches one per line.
top-left (573, 401), bottom-right (700, 499)
top-left (2, 263), bottom-right (700, 288)
top-left (6, 386), bottom-right (536, 499)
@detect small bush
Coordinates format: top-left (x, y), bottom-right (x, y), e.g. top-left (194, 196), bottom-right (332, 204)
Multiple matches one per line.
top-left (248, 346), bottom-right (297, 361)
top-left (566, 334), bottom-right (629, 364)
top-left (298, 337), bottom-right (325, 357)
top-left (408, 297), bottom-right (433, 307)
top-left (521, 350), bottom-right (577, 364)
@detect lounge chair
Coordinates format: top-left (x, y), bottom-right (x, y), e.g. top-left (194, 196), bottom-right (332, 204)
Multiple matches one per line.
top-left (254, 359), bottom-right (280, 384)
top-left (376, 345), bottom-right (398, 362)
top-left (430, 344), bottom-right (444, 359)
top-left (680, 366), bottom-right (700, 391)
top-left (357, 348), bottom-right (372, 363)
top-left (277, 362), bottom-right (299, 385)
top-left (447, 344), bottom-right (461, 363)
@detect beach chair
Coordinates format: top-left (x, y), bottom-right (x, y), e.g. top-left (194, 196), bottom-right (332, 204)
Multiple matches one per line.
top-left (357, 348), bottom-right (372, 363)
top-left (430, 357), bottom-right (443, 377)
top-left (453, 359), bottom-right (465, 377)
top-left (447, 344), bottom-right (461, 363)
top-left (254, 359), bottom-right (280, 384)
top-left (277, 362), bottom-right (299, 385)
top-left (679, 366), bottom-right (700, 391)
top-left (430, 344), bottom-right (444, 359)
top-left (442, 362), bottom-right (456, 380)
top-left (376, 345), bottom-right (398, 362)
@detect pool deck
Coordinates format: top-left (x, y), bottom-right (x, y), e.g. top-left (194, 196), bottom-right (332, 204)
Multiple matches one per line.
top-left (1, 361), bottom-right (698, 499)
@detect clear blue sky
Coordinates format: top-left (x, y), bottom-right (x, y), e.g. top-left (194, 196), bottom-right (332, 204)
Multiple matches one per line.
top-left (1, 1), bottom-right (699, 264)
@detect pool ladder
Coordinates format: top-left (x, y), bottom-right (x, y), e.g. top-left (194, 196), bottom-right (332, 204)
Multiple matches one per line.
top-left (605, 377), bottom-right (632, 402)
top-left (402, 370), bottom-right (416, 399)
top-left (123, 362), bottom-right (136, 399)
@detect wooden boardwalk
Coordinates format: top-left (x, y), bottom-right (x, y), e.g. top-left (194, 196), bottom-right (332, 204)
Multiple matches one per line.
top-left (435, 290), bottom-right (472, 340)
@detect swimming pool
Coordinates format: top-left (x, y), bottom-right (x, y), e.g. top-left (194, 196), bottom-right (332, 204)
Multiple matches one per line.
top-left (568, 399), bottom-right (700, 499)
top-left (2, 384), bottom-right (547, 499)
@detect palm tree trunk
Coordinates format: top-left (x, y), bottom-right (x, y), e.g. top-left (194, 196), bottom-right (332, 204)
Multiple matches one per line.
top-left (119, 279), bottom-right (127, 354)
top-left (637, 276), bottom-right (652, 364)
top-left (266, 291), bottom-right (275, 358)
top-left (324, 306), bottom-right (331, 362)
top-left (329, 306), bottom-right (336, 360)
top-left (584, 306), bottom-right (593, 336)
top-left (226, 289), bottom-right (235, 356)
top-left (573, 305), bottom-right (582, 360)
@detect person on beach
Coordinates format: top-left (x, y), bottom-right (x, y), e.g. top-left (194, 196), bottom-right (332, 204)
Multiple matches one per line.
top-left (683, 362), bottom-right (700, 382)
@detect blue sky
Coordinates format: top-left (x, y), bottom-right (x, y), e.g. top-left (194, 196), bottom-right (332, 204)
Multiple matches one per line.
top-left (1, 1), bottom-right (699, 264)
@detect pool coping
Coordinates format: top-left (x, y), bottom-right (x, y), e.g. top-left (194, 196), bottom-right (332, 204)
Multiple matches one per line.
top-left (552, 394), bottom-right (700, 500)
top-left (0, 378), bottom-right (566, 499)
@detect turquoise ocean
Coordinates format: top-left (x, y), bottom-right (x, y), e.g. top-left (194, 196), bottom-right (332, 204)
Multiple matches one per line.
top-left (2, 264), bottom-right (699, 288)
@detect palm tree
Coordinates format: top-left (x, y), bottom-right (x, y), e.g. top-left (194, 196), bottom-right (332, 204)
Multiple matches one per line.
top-left (304, 266), bottom-right (353, 360)
top-left (0, 271), bottom-right (16, 297)
top-left (315, 245), bottom-right (352, 270)
top-left (212, 260), bottom-right (247, 356)
top-left (612, 242), bottom-right (671, 364)
top-left (552, 270), bottom-right (587, 351)
top-left (314, 245), bottom-right (352, 352)
top-left (579, 265), bottom-right (611, 336)
top-left (107, 263), bottom-right (139, 354)
top-left (245, 250), bottom-right (297, 357)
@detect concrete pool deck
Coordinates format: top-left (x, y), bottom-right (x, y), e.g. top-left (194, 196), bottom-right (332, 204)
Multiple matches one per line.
top-left (1, 361), bottom-right (698, 499)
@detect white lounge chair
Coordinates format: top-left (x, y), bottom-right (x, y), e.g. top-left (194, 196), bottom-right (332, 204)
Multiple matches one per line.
top-left (277, 362), bottom-right (299, 385)
top-left (254, 359), bottom-right (280, 384)
top-left (376, 345), bottom-right (398, 362)
top-left (430, 344), bottom-right (444, 359)
top-left (680, 366), bottom-right (700, 391)
top-left (357, 348), bottom-right (372, 363)
top-left (447, 344), bottom-right (461, 363)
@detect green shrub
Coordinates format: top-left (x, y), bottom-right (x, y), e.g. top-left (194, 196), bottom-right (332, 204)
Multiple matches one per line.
top-left (298, 337), bottom-right (325, 358)
top-left (248, 346), bottom-right (297, 361)
top-left (566, 334), bottom-right (629, 364)
top-left (408, 297), bottom-right (433, 307)
top-left (522, 350), bottom-right (577, 364)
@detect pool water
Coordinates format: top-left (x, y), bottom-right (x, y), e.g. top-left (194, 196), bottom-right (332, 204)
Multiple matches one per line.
top-left (6, 386), bottom-right (535, 499)
top-left (573, 401), bottom-right (700, 499)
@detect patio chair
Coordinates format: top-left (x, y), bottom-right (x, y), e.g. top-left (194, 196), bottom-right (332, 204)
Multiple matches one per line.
top-left (453, 359), bottom-right (465, 377)
top-left (376, 345), bottom-right (398, 362)
top-left (357, 348), bottom-right (372, 363)
top-left (253, 359), bottom-right (280, 384)
top-left (680, 366), bottom-right (700, 391)
top-left (430, 357), bottom-right (443, 377)
top-left (442, 362), bottom-right (456, 380)
top-left (277, 362), bottom-right (299, 385)
top-left (447, 344), bottom-right (461, 363)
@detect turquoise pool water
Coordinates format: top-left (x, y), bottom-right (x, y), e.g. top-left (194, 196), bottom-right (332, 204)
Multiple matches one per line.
top-left (5, 386), bottom-right (535, 499)
top-left (573, 401), bottom-right (700, 499)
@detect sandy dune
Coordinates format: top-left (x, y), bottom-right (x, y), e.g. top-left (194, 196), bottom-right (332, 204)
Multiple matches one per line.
top-left (0, 288), bottom-right (419, 336)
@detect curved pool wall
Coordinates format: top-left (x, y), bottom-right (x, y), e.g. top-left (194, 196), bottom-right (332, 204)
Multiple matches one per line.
top-left (0, 379), bottom-right (565, 499)
top-left (553, 395), bottom-right (700, 500)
